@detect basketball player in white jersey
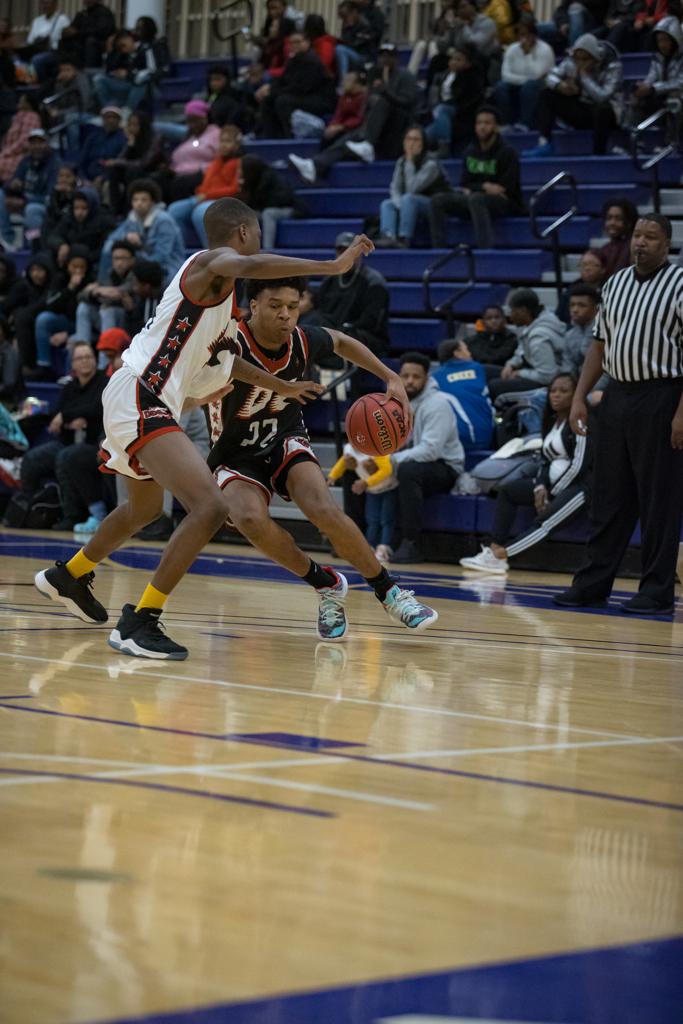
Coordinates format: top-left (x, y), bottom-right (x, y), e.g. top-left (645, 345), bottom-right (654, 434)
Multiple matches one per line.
top-left (34, 197), bottom-right (374, 660)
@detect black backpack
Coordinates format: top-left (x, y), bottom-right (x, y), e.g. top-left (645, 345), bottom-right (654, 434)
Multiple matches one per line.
top-left (3, 482), bottom-right (62, 529)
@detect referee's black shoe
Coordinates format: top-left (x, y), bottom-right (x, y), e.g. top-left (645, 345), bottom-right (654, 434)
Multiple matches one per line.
top-left (552, 587), bottom-right (607, 609)
top-left (621, 594), bottom-right (674, 616)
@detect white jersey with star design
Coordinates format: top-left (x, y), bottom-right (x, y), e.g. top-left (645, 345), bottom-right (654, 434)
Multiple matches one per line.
top-left (122, 251), bottom-right (239, 421)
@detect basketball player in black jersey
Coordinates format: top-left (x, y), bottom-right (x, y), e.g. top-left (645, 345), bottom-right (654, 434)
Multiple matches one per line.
top-left (207, 277), bottom-right (439, 638)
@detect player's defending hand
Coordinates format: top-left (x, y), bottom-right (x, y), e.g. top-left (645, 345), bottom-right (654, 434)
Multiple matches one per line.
top-left (333, 234), bottom-right (375, 275)
top-left (281, 380), bottom-right (325, 405)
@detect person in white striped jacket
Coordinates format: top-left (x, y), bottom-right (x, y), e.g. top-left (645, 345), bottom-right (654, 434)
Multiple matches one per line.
top-left (460, 372), bottom-right (592, 573)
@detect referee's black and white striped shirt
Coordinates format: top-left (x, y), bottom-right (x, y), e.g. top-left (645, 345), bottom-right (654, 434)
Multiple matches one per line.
top-left (593, 262), bottom-right (683, 381)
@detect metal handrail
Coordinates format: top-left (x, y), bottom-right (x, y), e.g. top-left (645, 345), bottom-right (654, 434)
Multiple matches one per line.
top-left (631, 106), bottom-right (675, 214)
top-left (212, 0), bottom-right (254, 78)
top-left (422, 243), bottom-right (476, 337)
top-left (529, 171), bottom-right (578, 300)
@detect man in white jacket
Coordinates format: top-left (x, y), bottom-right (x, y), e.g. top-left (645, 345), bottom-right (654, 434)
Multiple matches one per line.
top-left (492, 15), bottom-right (555, 129)
top-left (391, 351), bottom-right (465, 563)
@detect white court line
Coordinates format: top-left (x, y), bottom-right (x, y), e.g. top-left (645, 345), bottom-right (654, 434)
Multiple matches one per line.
top-left (378, 734), bottom-right (683, 761)
top-left (0, 651), bottom-right (644, 741)
top-left (0, 758), bottom-right (431, 811)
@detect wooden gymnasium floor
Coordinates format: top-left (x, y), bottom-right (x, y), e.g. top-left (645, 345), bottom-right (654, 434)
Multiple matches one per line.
top-left (1, 527), bottom-right (682, 1024)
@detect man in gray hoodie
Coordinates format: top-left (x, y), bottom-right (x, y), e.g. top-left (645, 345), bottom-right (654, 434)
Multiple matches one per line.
top-left (489, 288), bottom-right (566, 400)
top-left (630, 17), bottom-right (683, 145)
top-left (391, 351), bottom-right (465, 563)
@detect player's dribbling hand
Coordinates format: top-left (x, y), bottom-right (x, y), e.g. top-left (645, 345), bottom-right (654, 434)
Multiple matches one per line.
top-left (283, 380), bottom-right (325, 404)
top-left (569, 398), bottom-right (588, 436)
top-left (334, 234), bottom-right (375, 274)
top-left (383, 375), bottom-right (413, 433)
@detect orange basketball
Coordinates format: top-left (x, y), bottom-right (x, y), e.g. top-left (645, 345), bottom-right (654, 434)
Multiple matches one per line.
top-left (344, 393), bottom-right (409, 456)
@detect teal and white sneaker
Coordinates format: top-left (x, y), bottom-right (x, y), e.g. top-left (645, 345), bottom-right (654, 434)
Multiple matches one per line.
top-left (316, 570), bottom-right (349, 642)
top-left (382, 584), bottom-right (438, 631)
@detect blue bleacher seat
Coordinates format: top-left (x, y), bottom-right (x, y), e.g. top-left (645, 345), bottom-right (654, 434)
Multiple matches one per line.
top-left (278, 248), bottom-right (552, 282)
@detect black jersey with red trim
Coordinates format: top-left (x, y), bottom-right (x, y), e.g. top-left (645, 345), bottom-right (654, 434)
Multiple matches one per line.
top-left (207, 320), bottom-right (334, 467)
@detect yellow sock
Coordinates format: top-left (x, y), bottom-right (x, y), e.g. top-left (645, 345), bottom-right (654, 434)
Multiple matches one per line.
top-left (65, 549), bottom-right (98, 579)
top-left (135, 584), bottom-right (168, 613)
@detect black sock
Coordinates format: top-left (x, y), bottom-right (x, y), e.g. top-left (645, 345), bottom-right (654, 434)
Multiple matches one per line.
top-left (303, 560), bottom-right (338, 589)
top-left (365, 567), bottom-right (396, 601)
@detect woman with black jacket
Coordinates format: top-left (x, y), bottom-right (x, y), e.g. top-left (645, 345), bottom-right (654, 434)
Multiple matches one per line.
top-left (31, 246), bottom-right (93, 379)
top-left (104, 111), bottom-right (166, 215)
top-left (238, 154), bottom-right (305, 248)
top-left (461, 373), bottom-right (593, 572)
top-left (426, 43), bottom-right (487, 153)
top-left (3, 255), bottom-right (53, 371)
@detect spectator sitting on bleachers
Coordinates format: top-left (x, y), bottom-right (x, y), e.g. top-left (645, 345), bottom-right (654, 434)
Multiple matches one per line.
top-left (489, 287), bottom-right (566, 399)
top-left (523, 33), bottom-right (623, 157)
top-left (122, 258), bottom-right (163, 337)
top-left (483, 0), bottom-right (519, 45)
top-left (0, 94), bottom-right (42, 185)
top-left (429, 105), bottom-right (523, 249)
top-left (95, 326), bottom-right (129, 376)
top-left (22, 1), bottom-right (70, 83)
top-left (77, 106), bottom-right (125, 186)
top-left (432, 337), bottom-right (495, 449)
top-left (203, 65), bottom-right (247, 131)
top-left (391, 350), bottom-right (465, 563)
top-left (59, 0), bottom-right (116, 69)
top-left (38, 163), bottom-right (76, 250)
top-left (463, 303), bottom-right (518, 375)
top-left (75, 239), bottom-right (136, 343)
top-left (45, 186), bottom-right (115, 263)
top-left (357, 0), bottom-right (386, 50)
top-left (4, 256), bottom-right (52, 371)
top-left (0, 315), bottom-right (22, 408)
top-left (94, 22), bottom-right (169, 113)
top-left (102, 177), bottom-right (185, 282)
top-left (155, 101), bottom-right (220, 203)
top-left (460, 372), bottom-right (592, 573)
top-left (255, 29), bottom-right (337, 138)
top-left (553, 0), bottom-right (608, 46)
top-left (238, 154), bottom-right (302, 249)
top-left (300, 229), bottom-right (389, 359)
top-left (335, 1), bottom-right (380, 78)
top-left (0, 129), bottom-right (61, 249)
top-left (18, 341), bottom-right (108, 530)
top-left (443, 0), bottom-right (500, 64)
top-left (31, 244), bottom-right (93, 379)
top-left (377, 126), bottom-right (449, 247)
top-left (555, 248), bottom-right (606, 323)
top-left (0, 254), bottom-right (16, 307)
top-left (630, 17), bottom-right (683, 143)
top-left (167, 125), bottom-right (241, 247)
top-left (492, 15), bottom-right (556, 129)
top-left (288, 43), bottom-right (417, 180)
top-left (598, 0), bottom-right (642, 51)
top-left (408, 1), bottom-right (457, 79)
top-left (560, 284), bottom-right (599, 377)
top-left (304, 14), bottom-right (337, 76)
top-left (425, 43), bottom-right (487, 155)
top-left (595, 196), bottom-right (637, 276)
top-left (43, 57), bottom-right (92, 150)
top-left (253, 0), bottom-right (296, 77)
top-left (320, 70), bottom-right (368, 146)
top-left (328, 442), bottom-right (397, 565)
top-left (104, 111), bottom-right (166, 216)
top-left (633, 0), bottom-right (674, 49)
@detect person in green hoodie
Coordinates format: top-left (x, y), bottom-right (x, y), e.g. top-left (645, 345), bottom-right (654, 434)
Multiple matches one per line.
top-left (428, 104), bottom-right (523, 248)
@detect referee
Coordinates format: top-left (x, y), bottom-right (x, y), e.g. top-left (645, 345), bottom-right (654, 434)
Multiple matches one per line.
top-left (554, 213), bottom-right (683, 614)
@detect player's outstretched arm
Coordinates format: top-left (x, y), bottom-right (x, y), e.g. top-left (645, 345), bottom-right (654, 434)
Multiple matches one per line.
top-left (328, 330), bottom-right (413, 430)
top-left (231, 355), bottom-right (324, 405)
top-left (190, 235), bottom-right (375, 290)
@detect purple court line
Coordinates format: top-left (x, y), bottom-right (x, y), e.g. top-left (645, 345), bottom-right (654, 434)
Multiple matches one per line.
top-left (2, 703), bottom-right (681, 815)
top-left (0, 695), bottom-right (34, 700)
top-left (0, 766), bottom-right (333, 819)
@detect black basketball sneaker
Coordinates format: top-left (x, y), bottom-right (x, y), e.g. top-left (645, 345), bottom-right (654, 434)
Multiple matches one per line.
top-left (108, 604), bottom-right (188, 660)
top-left (34, 561), bottom-right (108, 623)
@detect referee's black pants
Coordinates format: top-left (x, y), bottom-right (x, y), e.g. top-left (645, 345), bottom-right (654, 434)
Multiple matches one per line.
top-left (572, 378), bottom-right (683, 606)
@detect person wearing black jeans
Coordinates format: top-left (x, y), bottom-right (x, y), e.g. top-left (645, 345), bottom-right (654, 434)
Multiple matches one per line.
top-left (390, 352), bottom-right (465, 563)
top-left (19, 344), bottom-right (107, 530)
top-left (257, 31), bottom-right (336, 138)
top-left (523, 33), bottom-right (622, 157)
top-left (429, 106), bottom-right (523, 249)
top-left (555, 214), bottom-right (683, 615)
